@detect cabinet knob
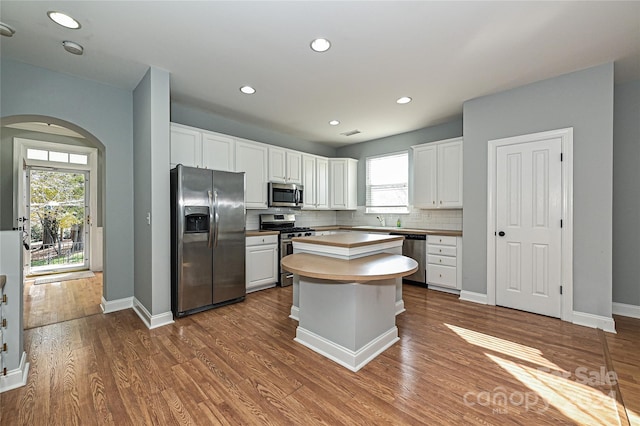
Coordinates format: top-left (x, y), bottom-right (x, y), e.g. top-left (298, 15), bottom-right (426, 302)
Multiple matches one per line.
top-left (432, 201), bottom-right (435, 205)
top-left (439, 249), bottom-right (442, 253)
top-left (440, 200), bottom-right (442, 204)
top-left (439, 239), bottom-right (442, 242)
top-left (439, 274), bottom-right (442, 278)
top-left (439, 259), bottom-right (442, 263)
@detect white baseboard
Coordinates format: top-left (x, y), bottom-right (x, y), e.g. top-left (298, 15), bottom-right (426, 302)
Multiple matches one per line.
top-left (0, 352), bottom-right (29, 393)
top-left (101, 296), bottom-right (133, 313)
top-left (295, 326), bottom-right (399, 372)
top-left (132, 298), bottom-right (174, 330)
top-left (572, 311), bottom-right (616, 333)
top-left (395, 300), bottom-right (406, 315)
top-left (459, 290), bottom-right (488, 305)
top-left (612, 302), bottom-right (640, 319)
top-left (289, 305), bottom-right (300, 321)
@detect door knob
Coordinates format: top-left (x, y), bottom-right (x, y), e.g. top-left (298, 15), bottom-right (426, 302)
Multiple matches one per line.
top-left (498, 231), bottom-right (506, 237)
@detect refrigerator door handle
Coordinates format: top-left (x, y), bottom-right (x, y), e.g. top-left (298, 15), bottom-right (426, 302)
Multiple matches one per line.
top-left (213, 190), bottom-right (220, 248)
top-left (207, 190), bottom-right (214, 248)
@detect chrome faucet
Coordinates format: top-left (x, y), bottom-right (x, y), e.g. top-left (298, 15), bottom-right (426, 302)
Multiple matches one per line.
top-left (376, 216), bottom-right (386, 227)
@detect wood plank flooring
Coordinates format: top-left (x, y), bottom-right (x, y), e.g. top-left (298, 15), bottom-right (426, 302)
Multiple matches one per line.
top-left (23, 272), bottom-right (103, 329)
top-left (2, 282), bottom-right (638, 425)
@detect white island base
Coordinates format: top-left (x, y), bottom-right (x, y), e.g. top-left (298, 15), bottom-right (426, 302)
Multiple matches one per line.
top-left (282, 233), bottom-right (417, 372)
top-left (296, 276), bottom-right (398, 372)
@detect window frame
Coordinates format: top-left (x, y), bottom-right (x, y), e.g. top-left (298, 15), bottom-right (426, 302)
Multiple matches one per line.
top-left (365, 150), bottom-right (410, 214)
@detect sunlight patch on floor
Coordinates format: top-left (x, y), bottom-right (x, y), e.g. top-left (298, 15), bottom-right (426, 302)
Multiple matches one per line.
top-left (445, 323), bottom-right (563, 371)
top-left (487, 354), bottom-right (619, 424)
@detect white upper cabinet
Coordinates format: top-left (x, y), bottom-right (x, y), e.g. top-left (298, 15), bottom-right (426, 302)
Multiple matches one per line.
top-left (235, 139), bottom-right (268, 209)
top-left (302, 154), bottom-right (330, 210)
top-left (170, 123), bottom-right (234, 172)
top-left (202, 132), bottom-right (234, 172)
top-left (412, 137), bottom-right (463, 209)
top-left (316, 157), bottom-right (329, 209)
top-left (170, 124), bottom-right (201, 168)
top-left (329, 158), bottom-right (358, 210)
top-left (302, 154), bottom-right (316, 209)
top-left (269, 147), bottom-right (302, 184)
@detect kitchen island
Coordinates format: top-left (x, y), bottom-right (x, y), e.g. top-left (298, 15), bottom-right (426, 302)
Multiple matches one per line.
top-left (282, 233), bottom-right (417, 371)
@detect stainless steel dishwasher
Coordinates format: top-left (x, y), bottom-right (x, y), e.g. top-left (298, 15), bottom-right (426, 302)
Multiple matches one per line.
top-left (390, 233), bottom-right (426, 284)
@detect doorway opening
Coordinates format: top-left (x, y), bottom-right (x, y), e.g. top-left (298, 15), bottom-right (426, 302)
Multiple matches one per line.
top-left (27, 167), bottom-right (90, 276)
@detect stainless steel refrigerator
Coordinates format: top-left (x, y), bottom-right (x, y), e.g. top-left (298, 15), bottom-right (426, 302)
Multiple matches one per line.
top-left (170, 165), bottom-right (246, 318)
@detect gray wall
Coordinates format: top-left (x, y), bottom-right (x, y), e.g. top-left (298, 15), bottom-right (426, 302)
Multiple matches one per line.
top-left (171, 102), bottom-right (336, 158)
top-left (133, 67), bottom-right (171, 316)
top-left (613, 80), bottom-right (640, 307)
top-left (336, 119), bottom-right (463, 206)
top-left (463, 63), bottom-right (614, 318)
top-left (1, 58), bottom-right (134, 301)
top-left (0, 127), bottom-right (105, 230)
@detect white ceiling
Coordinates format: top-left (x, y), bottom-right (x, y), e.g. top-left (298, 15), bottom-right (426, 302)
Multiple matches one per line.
top-left (1, 1), bottom-right (639, 147)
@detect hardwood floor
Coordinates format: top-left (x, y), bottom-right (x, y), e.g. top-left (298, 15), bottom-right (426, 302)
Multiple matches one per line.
top-left (23, 272), bottom-right (103, 329)
top-left (2, 283), bottom-right (638, 425)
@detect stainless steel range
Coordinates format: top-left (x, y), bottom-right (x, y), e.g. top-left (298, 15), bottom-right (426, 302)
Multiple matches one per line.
top-left (259, 214), bottom-right (315, 287)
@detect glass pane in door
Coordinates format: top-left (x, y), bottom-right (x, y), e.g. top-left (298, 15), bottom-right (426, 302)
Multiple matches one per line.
top-left (28, 168), bottom-right (89, 274)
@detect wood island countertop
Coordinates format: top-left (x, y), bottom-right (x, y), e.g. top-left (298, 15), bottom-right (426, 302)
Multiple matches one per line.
top-left (246, 230), bottom-right (279, 237)
top-left (281, 252), bottom-right (418, 282)
top-left (292, 232), bottom-right (404, 248)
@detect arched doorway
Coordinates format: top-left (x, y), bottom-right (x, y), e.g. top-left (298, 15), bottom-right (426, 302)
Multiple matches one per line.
top-left (1, 115), bottom-right (107, 328)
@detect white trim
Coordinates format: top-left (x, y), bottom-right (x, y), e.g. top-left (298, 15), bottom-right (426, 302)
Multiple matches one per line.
top-left (289, 305), bottom-right (300, 321)
top-left (486, 128), bottom-right (574, 322)
top-left (395, 299), bottom-right (406, 315)
top-left (572, 311), bottom-right (616, 333)
top-left (132, 298), bottom-right (174, 329)
top-left (0, 351), bottom-right (29, 393)
top-left (428, 285), bottom-right (461, 296)
top-left (459, 290), bottom-right (488, 305)
top-left (293, 240), bottom-right (403, 259)
top-left (295, 326), bottom-right (399, 372)
top-left (100, 296), bottom-right (133, 313)
top-left (612, 302), bottom-right (640, 319)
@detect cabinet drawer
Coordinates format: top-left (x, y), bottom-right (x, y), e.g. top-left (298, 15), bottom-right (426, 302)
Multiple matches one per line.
top-left (427, 235), bottom-right (457, 246)
top-left (246, 234), bottom-right (278, 246)
top-left (427, 255), bottom-right (456, 267)
top-left (427, 264), bottom-right (457, 288)
top-left (427, 244), bottom-right (456, 256)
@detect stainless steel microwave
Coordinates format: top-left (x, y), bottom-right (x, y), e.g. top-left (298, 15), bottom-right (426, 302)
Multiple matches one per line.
top-left (268, 182), bottom-right (304, 208)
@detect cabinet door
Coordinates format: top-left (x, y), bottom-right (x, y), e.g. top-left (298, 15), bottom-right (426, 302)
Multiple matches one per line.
top-left (329, 159), bottom-right (347, 209)
top-left (315, 157), bottom-right (329, 209)
top-left (286, 151), bottom-right (303, 184)
top-left (236, 140), bottom-right (268, 208)
top-left (170, 125), bottom-right (201, 168)
top-left (302, 154), bottom-right (316, 209)
top-left (346, 158), bottom-right (357, 210)
top-left (412, 145), bottom-right (437, 208)
top-left (438, 140), bottom-right (463, 208)
top-left (268, 147), bottom-right (287, 183)
top-left (246, 244), bottom-right (278, 289)
top-left (202, 132), bottom-right (234, 171)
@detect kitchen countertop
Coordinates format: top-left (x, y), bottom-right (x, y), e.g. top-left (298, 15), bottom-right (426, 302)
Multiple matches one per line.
top-left (314, 225), bottom-right (462, 237)
top-left (281, 252), bottom-right (418, 282)
top-left (292, 232), bottom-right (404, 248)
top-left (246, 230), bottom-right (279, 237)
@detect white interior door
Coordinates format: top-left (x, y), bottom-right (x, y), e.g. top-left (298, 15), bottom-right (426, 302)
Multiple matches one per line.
top-left (495, 137), bottom-right (562, 317)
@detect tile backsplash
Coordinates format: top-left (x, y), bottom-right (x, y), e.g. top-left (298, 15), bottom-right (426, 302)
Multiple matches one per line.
top-left (336, 207), bottom-right (462, 231)
top-left (246, 206), bottom-right (461, 231)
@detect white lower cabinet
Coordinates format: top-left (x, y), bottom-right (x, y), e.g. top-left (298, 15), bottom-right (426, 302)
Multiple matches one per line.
top-left (246, 235), bottom-right (278, 293)
top-left (426, 235), bottom-right (462, 291)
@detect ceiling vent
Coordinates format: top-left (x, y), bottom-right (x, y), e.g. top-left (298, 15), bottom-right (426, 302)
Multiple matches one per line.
top-left (340, 129), bottom-right (361, 137)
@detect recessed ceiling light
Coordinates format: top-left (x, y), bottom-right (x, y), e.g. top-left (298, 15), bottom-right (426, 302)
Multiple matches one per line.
top-left (310, 38), bottom-right (331, 53)
top-left (62, 40), bottom-right (83, 55)
top-left (396, 96), bottom-right (412, 104)
top-left (240, 85), bottom-right (256, 95)
top-left (0, 22), bottom-right (16, 37)
top-left (329, 120), bottom-right (340, 126)
top-left (48, 11), bottom-right (81, 29)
